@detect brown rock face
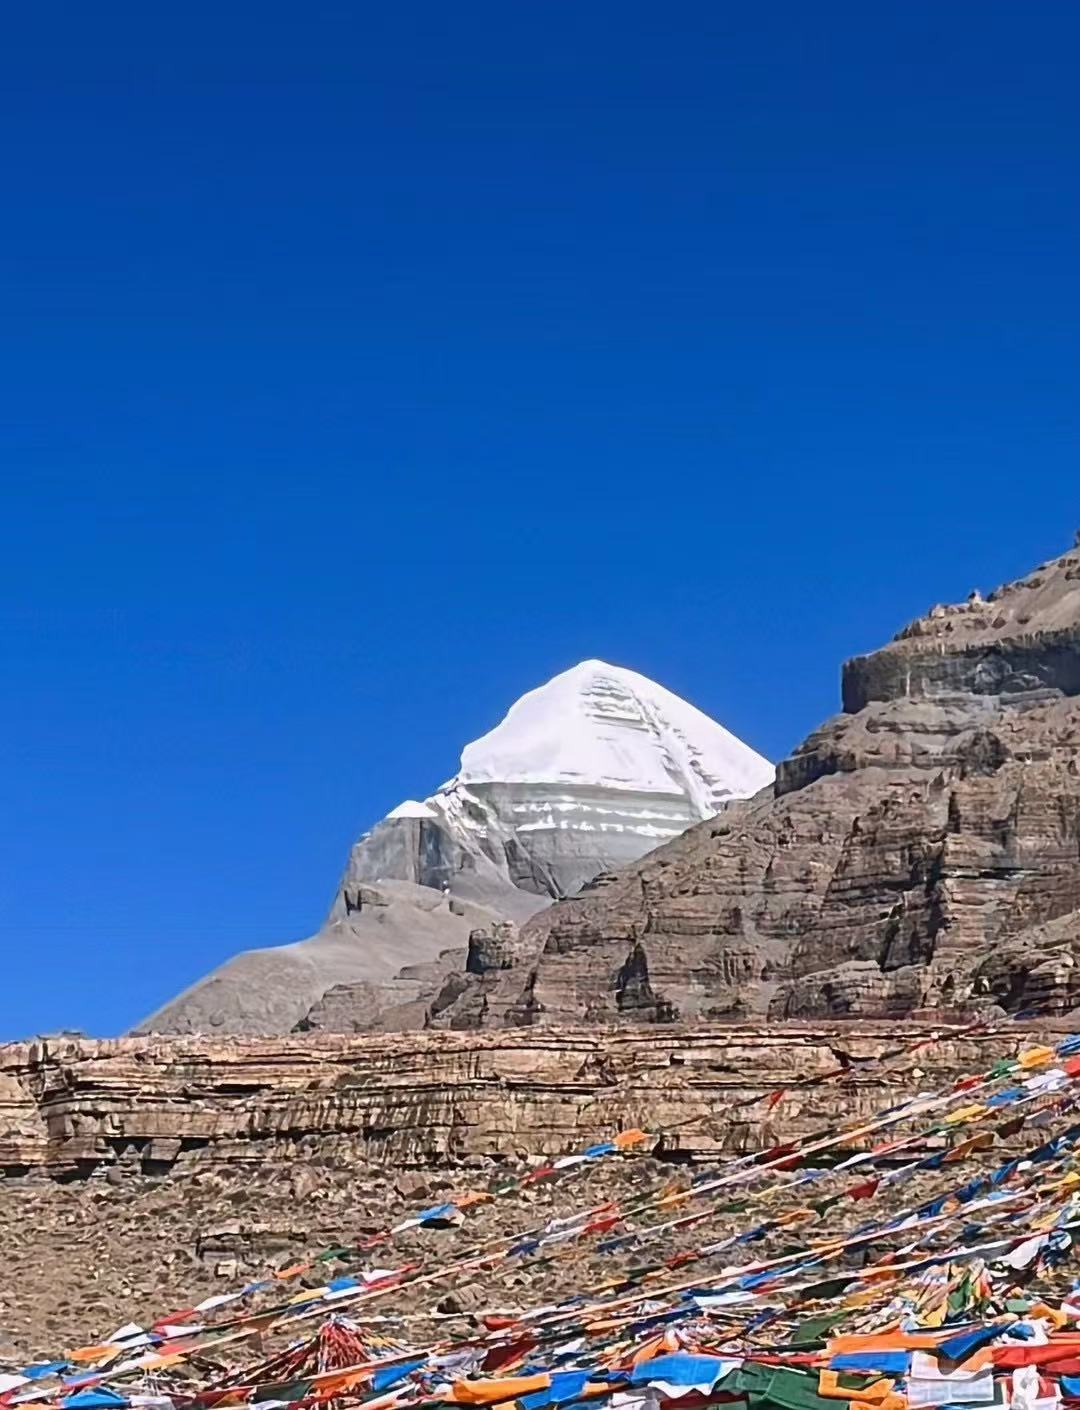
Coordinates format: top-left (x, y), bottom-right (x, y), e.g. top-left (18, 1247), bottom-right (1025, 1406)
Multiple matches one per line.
top-left (415, 541), bottom-right (1080, 1027)
top-left (0, 1023), bottom-right (1052, 1181)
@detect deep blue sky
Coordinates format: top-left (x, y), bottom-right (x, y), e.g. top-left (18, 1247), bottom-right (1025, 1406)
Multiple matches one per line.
top-left (3, 3), bottom-right (1079, 1038)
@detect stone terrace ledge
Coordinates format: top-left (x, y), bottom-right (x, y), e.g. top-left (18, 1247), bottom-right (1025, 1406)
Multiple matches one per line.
top-left (0, 1021), bottom-right (1070, 1181)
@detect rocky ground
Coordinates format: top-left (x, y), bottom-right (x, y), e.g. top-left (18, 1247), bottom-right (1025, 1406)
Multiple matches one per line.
top-left (0, 1149), bottom-right (661, 1359)
top-left (0, 1139), bottom-right (983, 1364)
top-left (2, 1023), bottom-right (1071, 1363)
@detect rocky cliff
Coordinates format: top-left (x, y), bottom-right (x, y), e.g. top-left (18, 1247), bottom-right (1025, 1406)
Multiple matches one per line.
top-left (386, 539), bottom-right (1080, 1029)
top-left (0, 1022), bottom-right (1048, 1182)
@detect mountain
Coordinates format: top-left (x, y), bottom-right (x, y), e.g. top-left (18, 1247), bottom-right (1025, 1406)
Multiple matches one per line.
top-left (331, 660), bottom-right (773, 911)
top-left (135, 661), bottom-right (772, 1034)
top-left (409, 537), bottom-right (1080, 1029)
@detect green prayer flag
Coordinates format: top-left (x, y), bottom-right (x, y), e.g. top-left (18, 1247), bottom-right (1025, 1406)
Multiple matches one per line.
top-left (788, 1310), bottom-right (849, 1347)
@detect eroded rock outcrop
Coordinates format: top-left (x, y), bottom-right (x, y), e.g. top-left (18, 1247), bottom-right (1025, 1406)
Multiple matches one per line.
top-left (0, 1023), bottom-right (1053, 1181)
top-left (411, 540), bottom-right (1080, 1027)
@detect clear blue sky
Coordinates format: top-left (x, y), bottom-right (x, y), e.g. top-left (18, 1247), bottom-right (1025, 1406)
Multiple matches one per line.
top-left (3, 3), bottom-right (1079, 1038)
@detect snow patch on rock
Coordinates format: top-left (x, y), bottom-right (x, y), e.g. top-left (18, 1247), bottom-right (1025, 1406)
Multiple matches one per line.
top-left (387, 799), bottom-right (437, 820)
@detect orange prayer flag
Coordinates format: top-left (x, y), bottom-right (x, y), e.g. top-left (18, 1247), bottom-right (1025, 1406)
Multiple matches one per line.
top-left (613, 1128), bottom-right (650, 1149)
top-left (311, 1369), bottom-right (373, 1395)
top-left (452, 1374), bottom-right (551, 1405)
top-left (818, 1371), bottom-right (897, 1403)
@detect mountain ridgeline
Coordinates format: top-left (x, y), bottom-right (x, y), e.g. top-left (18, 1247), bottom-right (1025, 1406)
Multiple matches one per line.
top-left (433, 539), bottom-right (1080, 1029)
top-left (136, 661), bottom-right (772, 1034)
top-left (139, 539), bottom-right (1080, 1036)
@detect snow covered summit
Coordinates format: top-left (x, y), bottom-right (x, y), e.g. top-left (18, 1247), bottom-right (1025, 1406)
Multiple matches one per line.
top-left (338, 659), bottom-right (773, 908)
top-left (136, 660), bottom-right (771, 1035)
top-left (458, 659), bottom-right (772, 804)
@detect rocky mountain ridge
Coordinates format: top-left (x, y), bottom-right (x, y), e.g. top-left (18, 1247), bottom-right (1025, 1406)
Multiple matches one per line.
top-left (333, 537), bottom-right (1080, 1031)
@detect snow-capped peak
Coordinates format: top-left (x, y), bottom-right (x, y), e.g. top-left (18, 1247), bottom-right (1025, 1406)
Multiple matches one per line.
top-left (339, 659), bottom-right (772, 918)
top-left (454, 659), bottom-right (772, 813)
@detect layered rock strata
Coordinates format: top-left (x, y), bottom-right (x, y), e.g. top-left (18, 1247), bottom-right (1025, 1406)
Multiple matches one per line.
top-left (0, 1022), bottom-right (1060, 1181)
top-left (401, 541), bottom-right (1080, 1028)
